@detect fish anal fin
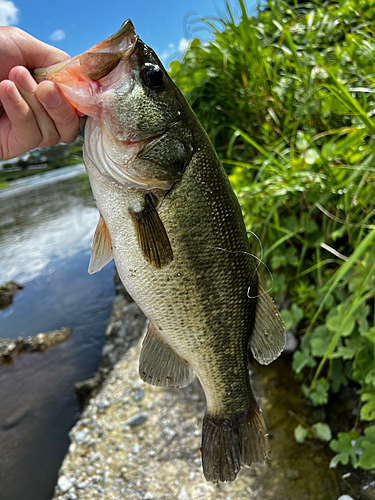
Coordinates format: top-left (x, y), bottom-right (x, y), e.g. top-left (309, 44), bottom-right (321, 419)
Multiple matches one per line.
top-left (88, 215), bottom-right (114, 274)
top-left (129, 194), bottom-right (173, 269)
top-left (249, 273), bottom-right (286, 365)
top-left (139, 322), bottom-right (193, 388)
top-left (202, 404), bottom-right (271, 483)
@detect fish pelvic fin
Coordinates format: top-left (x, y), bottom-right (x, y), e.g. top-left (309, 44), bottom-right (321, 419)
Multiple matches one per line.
top-left (129, 194), bottom-right (173, 269)
top-left (249, 273), bottom-right (286, 365)
top-left (139, 321), bottom-right (194, 388)
top-left (202, 405), bottom-right (271, 483)
top-left (88, 215), bottom-right (114, 274)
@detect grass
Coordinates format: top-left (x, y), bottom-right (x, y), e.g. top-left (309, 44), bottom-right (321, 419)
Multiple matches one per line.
top-left (170, 0), bottom-right (375, 470)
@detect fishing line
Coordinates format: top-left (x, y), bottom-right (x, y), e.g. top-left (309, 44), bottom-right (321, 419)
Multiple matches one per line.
top-left (209, 246), bottom-right (274, 299)
top-left (246, 230), bottom-right (263, 272)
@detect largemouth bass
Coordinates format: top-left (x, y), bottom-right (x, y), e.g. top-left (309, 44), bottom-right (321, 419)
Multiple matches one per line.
top-left (34, 20), bottom-right (285, 483)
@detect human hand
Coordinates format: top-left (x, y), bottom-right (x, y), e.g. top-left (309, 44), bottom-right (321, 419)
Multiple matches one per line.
top-left (0, 26), bottom-right (84, 161)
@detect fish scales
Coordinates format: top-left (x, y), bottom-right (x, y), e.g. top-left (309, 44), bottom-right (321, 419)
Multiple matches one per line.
top-left (33, 19), bottom-right (285, 483)
top-left (89, 134), bottom-right (256, 413)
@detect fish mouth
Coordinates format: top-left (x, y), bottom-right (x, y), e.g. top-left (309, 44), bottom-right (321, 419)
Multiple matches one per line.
top-left (33, 20), bottom-right (138, 85)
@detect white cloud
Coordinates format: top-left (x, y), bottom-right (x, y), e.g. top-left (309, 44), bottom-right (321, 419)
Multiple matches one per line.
top-left (160, 50), bottom-right (170, 61)
top-left (178, 38), bottom-right (190, 53)
top-left (159, 39), bottom-right (190, 67)
top-left (49, 29), bottom-right (65, 42)
top-left (0, 0), bottom-right (19, 26)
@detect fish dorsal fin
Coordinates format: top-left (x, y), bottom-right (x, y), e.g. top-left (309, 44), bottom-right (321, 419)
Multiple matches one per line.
top-left (139, 321), bottom-right (194, 388)
top-left (129, 194), bottom-right (173, 269)
top-left (249, 274), bottom-right (286, 365)
top-left (88, 215), bottom-right (114, 274)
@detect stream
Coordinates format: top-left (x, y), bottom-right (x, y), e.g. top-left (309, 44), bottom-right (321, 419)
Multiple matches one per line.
top-left (0, 165), bottom-right (115, 500)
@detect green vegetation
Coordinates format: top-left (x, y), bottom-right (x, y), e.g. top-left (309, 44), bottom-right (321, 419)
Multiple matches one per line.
top-left (170, 0), bottom-right (375, 471)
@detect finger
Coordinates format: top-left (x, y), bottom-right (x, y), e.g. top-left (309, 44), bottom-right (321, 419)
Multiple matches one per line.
top-left (9, 66), bottom-right (60, 148)
top-left (36, 81), bottom-right (81, 144)
top-left (0, 27), bottom-right (71, 78)
top-left (0, 79), bottom-right (43, 159)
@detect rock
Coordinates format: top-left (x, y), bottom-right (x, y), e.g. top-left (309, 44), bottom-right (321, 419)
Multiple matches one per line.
top-left (2, 403), bottom-right (31, 430)
top-left (57, 475), bottom-right (73, 493)
top-left (0, 327), bottom-right (72, 365)
top-left (0, 281), bottom-right (23, 308)
top-left (285, 469), bottom-right (300, 480)
top-left (123, 412), bottom-right (148, 427)
top-left (284, 331), bottom-right (298, 353)
top-left (133, 389), bottom-right (144, 402)
top-left (178, 486), bottom-right (190, 500)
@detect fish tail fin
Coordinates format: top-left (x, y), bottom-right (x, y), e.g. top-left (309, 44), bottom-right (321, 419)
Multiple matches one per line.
top-left (201, 404), bottom-right (271, 483)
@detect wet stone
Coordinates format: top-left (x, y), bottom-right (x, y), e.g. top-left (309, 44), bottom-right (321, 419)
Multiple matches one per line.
top-left (123, 412), bottom-right (148, 427)
top-left (57, 476), bottom-right (73, 493)
top-left (285, 469), bottom-right (300, 480)
top-left (178, 486), bottom-right (190, 500)
top-left (133, 389), bottom-right (144, 402)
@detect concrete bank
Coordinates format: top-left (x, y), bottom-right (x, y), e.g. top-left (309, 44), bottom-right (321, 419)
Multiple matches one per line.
top-left (51, 283), bottom-right (371, 500)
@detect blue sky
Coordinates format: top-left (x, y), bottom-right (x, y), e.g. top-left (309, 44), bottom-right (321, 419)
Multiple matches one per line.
top-left (0, 0), bottom-right (257, 67)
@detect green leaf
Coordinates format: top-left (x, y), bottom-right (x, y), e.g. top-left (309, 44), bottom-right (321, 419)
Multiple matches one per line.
top-left (305, 149), bottom-right (320, 165)
top-left (329, 452), bottom-right (349, 468)
top-left (286, 247), bottom-right (299, 266)
top-left (309, 378), bottom-right (330, 406)
top-left (169, 60), bottom-right (181, 74)
top-left (357, 439), bottom-right (375, 470)
top-left (361, 393), bottom-right (375, 421)
top-left (353, 349), bottom-right (373, 382)
top-left (311, 422), bottom-right (332, 441)
top-left (304, 218), bottom-right (319, 235)
top-left (281, 309), bottom-right (293, 330)
top-left (292, 348), bottom-right (316, 374)
top-left (333, 345), bottom-right (356, 360)
top-left (284, 215), bottom-right (299, 233)
top-left (291, 304), bottom-right (304, 324)
top-left (329, 359), bottom-right (350, 393)
top-left (364, 369), bottom-right (375, 387)
top-left (310, 326), bottom-right (331, 357)
top-left (364, 327), bottom-right (375, 344)
top-left (329, 431), bottom-right (359, 468)
top-left (294, 425), bottom-right (308, 443)
top-left (326, 315), bottom-right (341, 332)
top-left (326, 315), bottom-right (355, 337)
top-left (357, 426), bottom-right (375, 470)
top-left (295, 131), bottom-right (308, 151)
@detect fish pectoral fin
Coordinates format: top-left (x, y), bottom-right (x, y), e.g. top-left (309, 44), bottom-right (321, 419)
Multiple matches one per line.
top-left (88, 215), bottom-right (114, 274)
top-left (249, 273), bottom-right (286, 365)
top-left (139, 321), bottom-right (194, 388)
top-left (129, 194), bottom-right (173, 269)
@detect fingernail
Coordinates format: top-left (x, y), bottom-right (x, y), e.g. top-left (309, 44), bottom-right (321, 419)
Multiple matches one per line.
top-left (6, 83), bottom-right (22, 103)
top-left (16, 68), bottom-right (37, 93)
top-left (42, 87), bottom-right (62, 108)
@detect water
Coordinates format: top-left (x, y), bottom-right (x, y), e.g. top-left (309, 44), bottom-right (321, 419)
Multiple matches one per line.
top-left (0, 165), bottom-right (116, 500)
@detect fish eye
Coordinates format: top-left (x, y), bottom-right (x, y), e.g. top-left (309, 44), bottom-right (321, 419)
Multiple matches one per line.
top-left (141, 63), bottom-right (164, 90)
